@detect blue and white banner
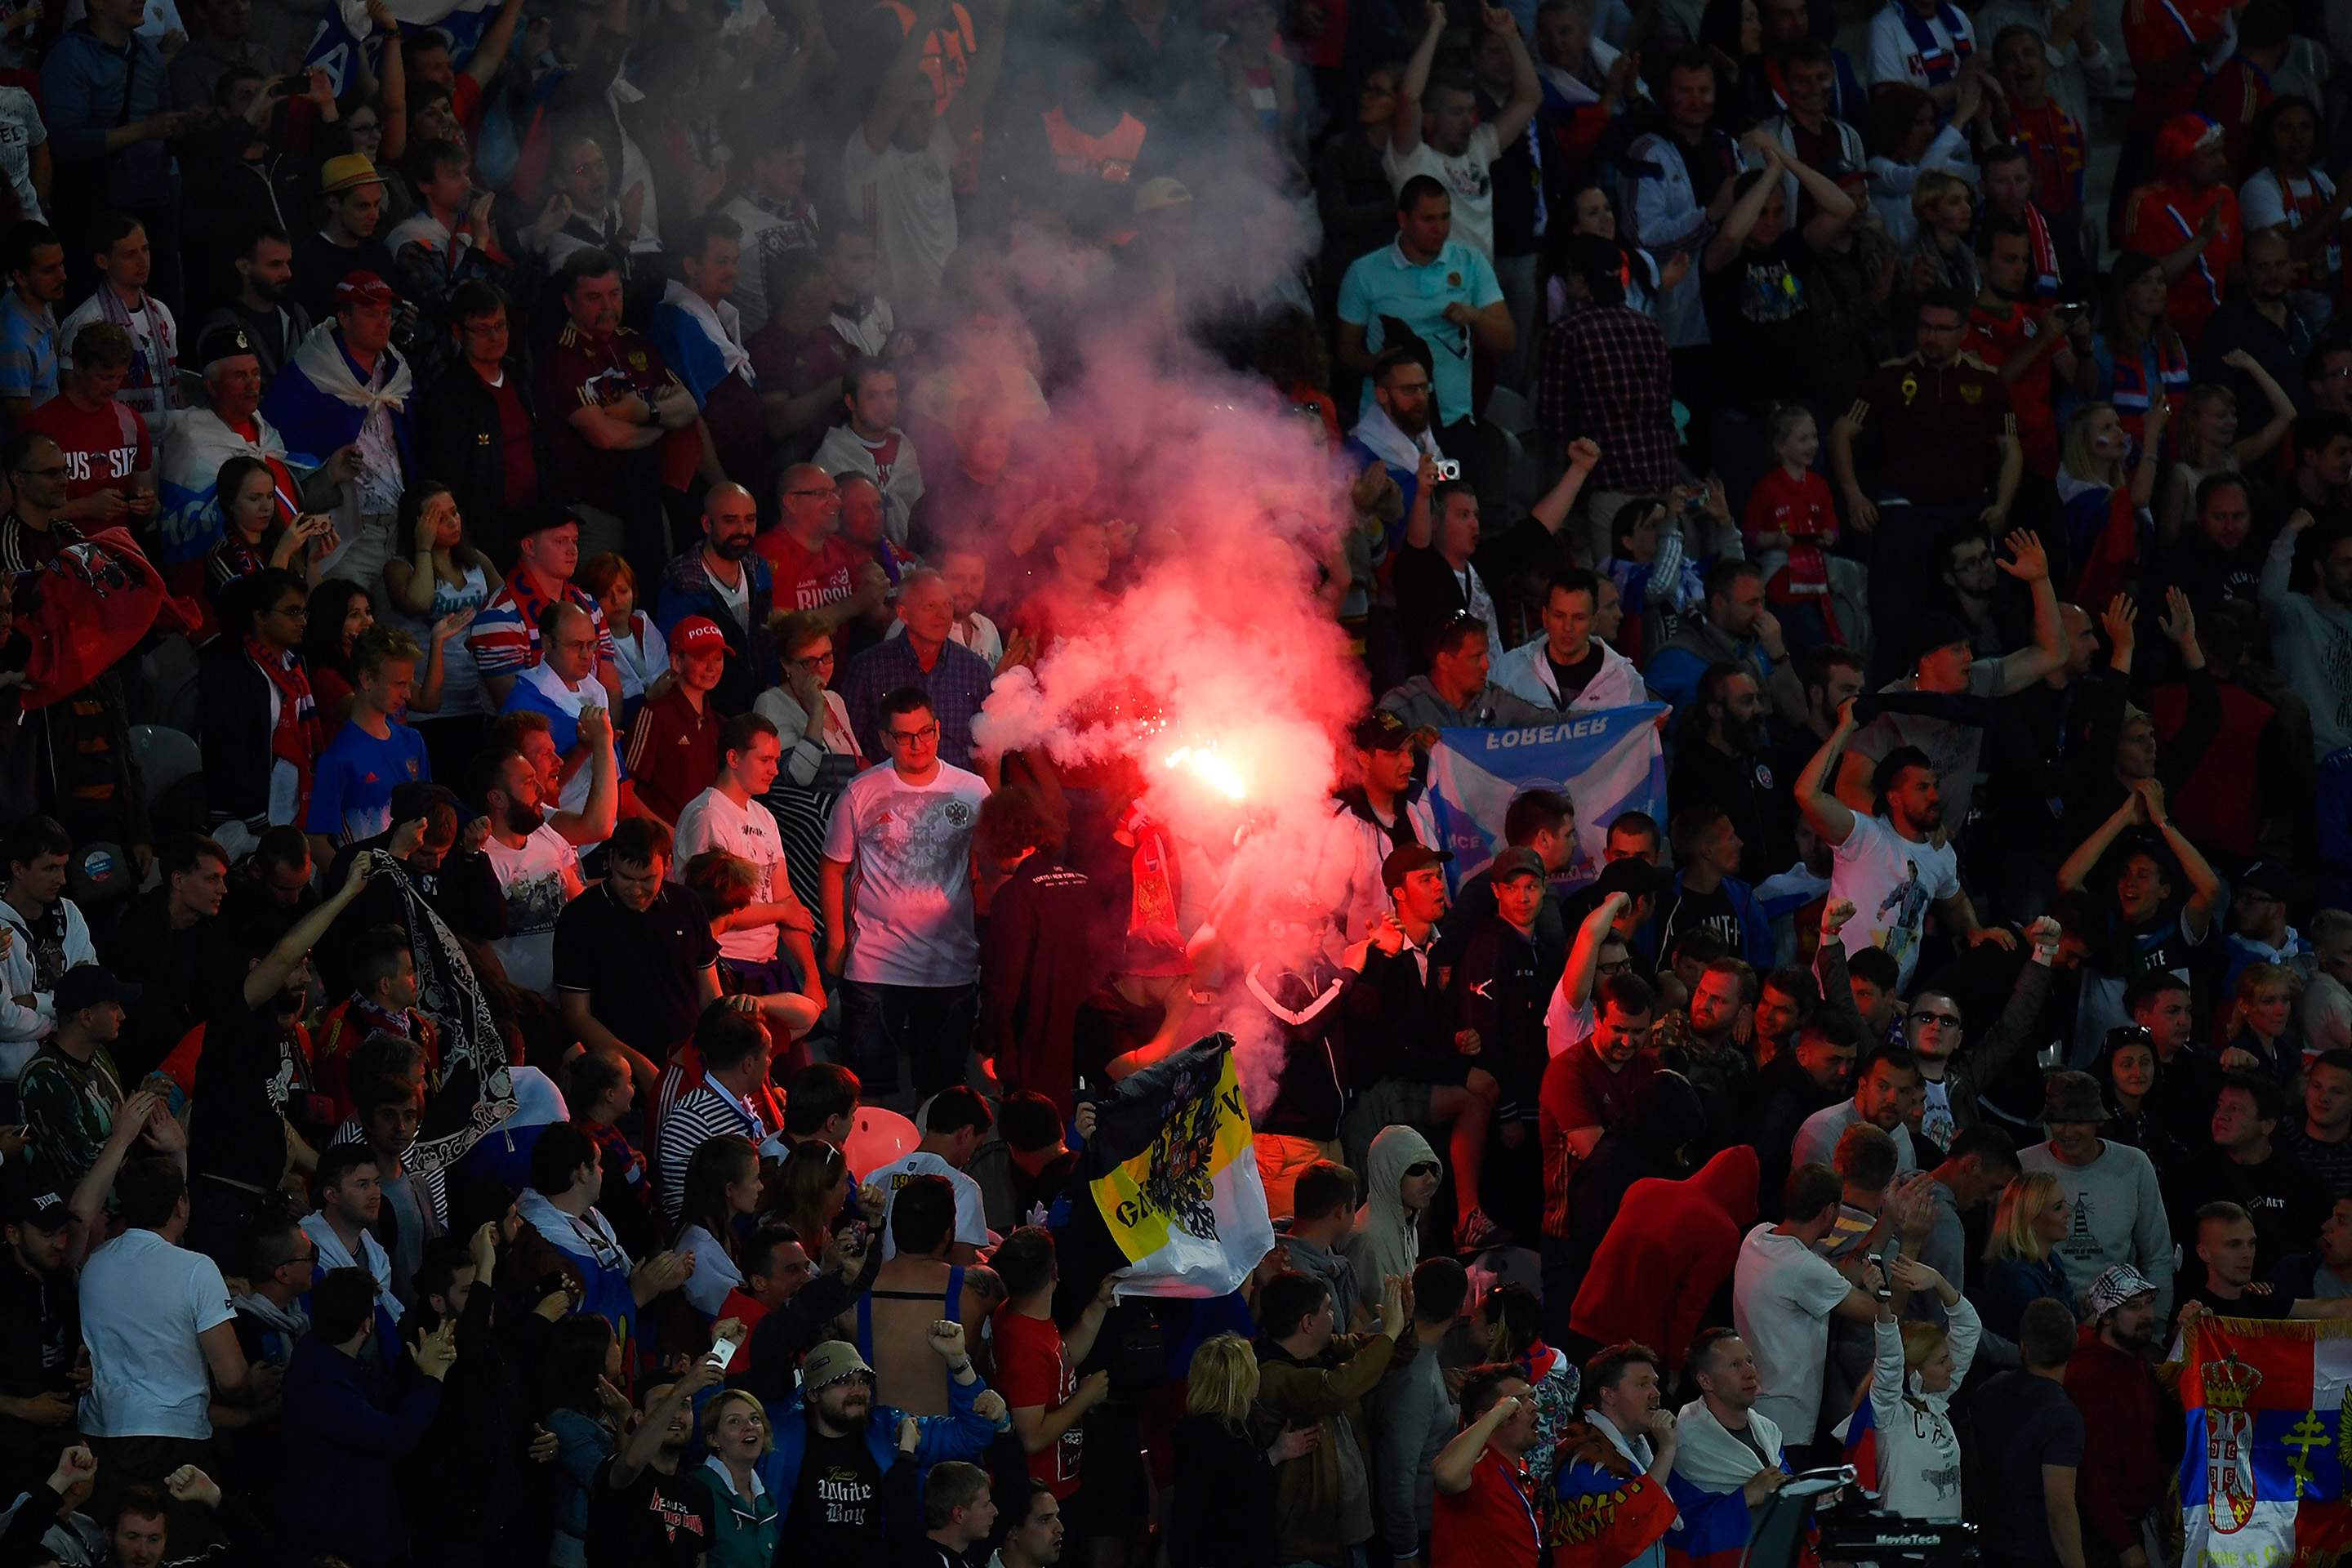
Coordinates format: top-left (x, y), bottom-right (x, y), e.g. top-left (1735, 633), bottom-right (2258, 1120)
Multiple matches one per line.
top-left (1423, 705), bottom-right (1668, 893)
top-left (305, 0), bottom-right (499, 96)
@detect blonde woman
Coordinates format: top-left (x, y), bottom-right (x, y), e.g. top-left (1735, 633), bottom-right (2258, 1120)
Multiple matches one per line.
top-left (697, 1388), bottom-right (779, 1566)
top-left (1862, 1257), bottom-right (1980, 1517)
top-left (1170, 1333), bottom-right (1319, 1568)
top-left (1976, 1170), bottom-right (2072, 1343)
top-left (1904, 170), bottom-right (1980, 299)
top-left (2056, 399), bottom-right (2167, 610)
top-left (2153, 363), bottom-right (2296, 546)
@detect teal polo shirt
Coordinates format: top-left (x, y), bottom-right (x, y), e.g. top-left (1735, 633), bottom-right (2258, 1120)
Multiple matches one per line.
top-left (1336, 238), bottom-right (1503, 428)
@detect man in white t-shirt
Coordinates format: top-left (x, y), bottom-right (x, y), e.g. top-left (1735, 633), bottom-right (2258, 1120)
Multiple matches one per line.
top-left (844, 0), bottom-right (1011, 306)
top-left (674, 712), bottom-right (820, 996)
top-left (1864, 0), bottom-right (1976, 110)
top-left (1730, 1160), bottom-right (1882, 1450)
top-left (474, 738), bottom-right (600, 996)
top-left (1386, 0), bottom-right (1540, 263)
top-left (79, 1156), bottom-right (274, 1499)
top-left (822, 685), bottom-right (990, 1103)
top-left (869, 1085), bottom-right (994, 1261)
top-left (1795, 697), bottom-right (2011, 991)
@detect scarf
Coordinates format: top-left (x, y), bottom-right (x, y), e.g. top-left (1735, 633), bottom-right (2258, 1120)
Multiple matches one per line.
top-left (93, 285), bottom-right (179, 415)
top-left (1349, 399), bottom-right (1444, 476)
top-left (1897, 0), bottom-right (1973, 89)
top-left (301, 1211), bottom-right (402, 1321)
top-left (245, 635), bottom-right (319, 813)
top-left (229, 1290), bottom-right (310, 1360)
top-left (288, 321), bottom-right (415, 416)
top-left (661, 278), bottom-right (755, 384)
top-left (1672, 1396), bottom-right (1786, 1493)
top-left (2018, 200), bottom-right (2062, 296)
top-left (361, 850), bottom-right (516, 1174)
top-left (1116, 803), bottom-right (1187, 976)
top-left (2009, 99), bottom-right (2087, 214)
top-left (518, 1187), bottom-right (634, 1275)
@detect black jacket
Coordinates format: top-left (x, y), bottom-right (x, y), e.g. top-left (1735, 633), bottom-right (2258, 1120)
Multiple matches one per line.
top-left (415, 357), bottom-right (547, 564)
top-left (195, 633), bottom-right (278, 826)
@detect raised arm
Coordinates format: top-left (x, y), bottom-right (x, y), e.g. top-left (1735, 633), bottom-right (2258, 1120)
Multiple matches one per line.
top-left (547, 706), bottom-right (618, 846)
top-left (1560, 892), bottom-right (1630, 1014)
top-left (1990, 529), bottom-right (2066, 693)
top-left (1481, 2), bottom-right (1541, 146)
top-left (1529, 440), bottom-right (1601, 536)
top-left (944, 0), bottom-right (1010, 143)
top-left (864, 0), bottom-right (946, 153)
top-left (1704, 148), bottom-right (1781, 272)
top-left (2225, 350), bottom-right (2297, 466)
top-left (461, 0), bottom-right (528, 89)
top-left (2139, 777), bottom-right (2221, 933)
top-left (247, 858), bottom-right (370, 1009)
top-left (2054, 787), bottom-right (2145, 894)
top-left (1795, 698), bottom-right (1861, 847)
top-left (1392, 1), bottom-right (1447, 155)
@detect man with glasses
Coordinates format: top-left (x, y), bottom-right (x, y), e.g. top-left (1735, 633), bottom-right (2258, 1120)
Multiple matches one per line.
top-left (839, 570), bottom-right (994, 768)
top-left (759, 462), bottom-right (886, 626)
top-left (415, 282), bottom-right (537, 563)
top-left (1899, 915), bottom-right (2060, 1155)
top-left (538, 133), bottom-right (663, 278)
top-left (822, 686), bottom-right (990, 1102)
top-left (198, 567), bottom-right (318, 858)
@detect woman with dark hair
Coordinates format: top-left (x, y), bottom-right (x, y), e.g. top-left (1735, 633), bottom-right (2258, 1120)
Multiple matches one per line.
top-left (751, 611), bottom-right (866, 949)
top-left (765, 1138), bottom-right (853, 1253)
top-left (1864, 78), bottom-right (1980, 254)
top-left (2083, 250), bottom-right (2192, 446)
top-left (205, 453), bottom-right (336, 608)
top-left (384, 478), bottom-right (496, 778)
top-left (2093, 1024), bottom-right (2191, 1173)
top-left (198, 565), bottom-right (322, 854)
top-left (675, 1134), bottom-right (762, 1320)
top-left (1698, 0), bottom-right (1769, 129)
top-left (536, 1312), bottom-right (625, 1568)
top-left (300, 578), bottom-right (374, 740)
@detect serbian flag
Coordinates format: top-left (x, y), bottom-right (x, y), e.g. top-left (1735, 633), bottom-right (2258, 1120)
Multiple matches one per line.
top-left (2180, 1315), bottom-right (2352, 1566)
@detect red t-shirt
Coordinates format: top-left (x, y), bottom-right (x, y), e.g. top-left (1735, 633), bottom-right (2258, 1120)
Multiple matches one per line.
top-left (2123, 0), bottom-right (2232, 123)
top-left (488, 372), bottom-right (538, 513)
top-left (756, 529), bottom-right (864, 614)
top-left (23, 394), bottom-right (149, 501)
top-left (1967, 303), bottom-right (2060, 478)
top-left (991, 1307), bottom-right (1080, 1497)
top-left (1431, 1452), bottom-right (1542, 1568)
top-left (2123, 181), bottom-right (2240, 343)
top-left (1743, 467), bottom-right (1836, 546)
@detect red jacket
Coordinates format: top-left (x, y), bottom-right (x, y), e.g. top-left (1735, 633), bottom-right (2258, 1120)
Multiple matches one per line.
top-left (2062, 1326), bottom-right (2177, 1561)
top-left (1568, 1144), bottom-right (1759, 1356)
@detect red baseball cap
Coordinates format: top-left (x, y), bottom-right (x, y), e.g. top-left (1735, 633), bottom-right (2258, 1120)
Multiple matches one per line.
top-left (672, 617), bottom-right (728, 658)
top-left (335, 271), bottom-right (398, 309)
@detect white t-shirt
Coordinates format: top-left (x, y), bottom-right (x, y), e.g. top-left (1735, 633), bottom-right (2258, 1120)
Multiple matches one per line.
top-left (0, 87), bottom-right (44, 224)
top-left (78, 1228), bottom-right (235, 1441)
top-left (58, 288), bottom-right (176, 427)
top-left (822, 760), bottom-right (989, 987)
top-left (841, 121), bottom-right (957, 306)
top-left (869, 1148), bottom-right (990, 1258)
top-left (1383, 124), bottom-right (1504, 262)
top-left (2242, 167), bottom-right (2342, 279)
top-left (1865, 1), bottom-right (1976, 94)
top-left (1731, 1223), bottom-right (1857, 1445)
top-left (1830, 813), bottom-right (1960, 992)
top-left (674, 787), bottom-right (788, 964)
top-left (485, 824), bottom-right (579, 996)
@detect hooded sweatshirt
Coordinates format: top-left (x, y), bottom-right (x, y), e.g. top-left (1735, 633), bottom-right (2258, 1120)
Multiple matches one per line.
top-left (1346, 1125), bottom-right (1438, 1290)
top-left (1570, 1144), bottom-right (1761, 1357)
top-left (1850, 1295), bottom-right (1979, 1519)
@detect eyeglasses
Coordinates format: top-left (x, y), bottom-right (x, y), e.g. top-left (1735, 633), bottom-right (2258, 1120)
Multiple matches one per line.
top-left (1597, 958), bottom-right (1631, 975)
top-left (794, 652), bottom-right (835, 669)
top-left (885, 724), bottom-right (939, 744)
top-left (273, 604), bottom-right (310, 620)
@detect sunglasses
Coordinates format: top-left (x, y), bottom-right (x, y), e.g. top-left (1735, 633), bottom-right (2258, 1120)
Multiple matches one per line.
top-left (1404, 1161), bottom-right (1440, 1178)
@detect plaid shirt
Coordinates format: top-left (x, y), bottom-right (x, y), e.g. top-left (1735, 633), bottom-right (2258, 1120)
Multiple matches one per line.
top-left (837, 635), bottom-right (995, 771)
top-left (1537, 301), bottom-right (1677, 493)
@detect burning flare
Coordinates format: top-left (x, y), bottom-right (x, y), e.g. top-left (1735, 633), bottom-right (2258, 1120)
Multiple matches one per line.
top-left (1163, 745), bottom-right (1249, 802)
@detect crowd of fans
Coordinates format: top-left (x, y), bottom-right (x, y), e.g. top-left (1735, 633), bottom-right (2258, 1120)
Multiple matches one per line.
top-left (1, 0), bottom-right (2349, 1557)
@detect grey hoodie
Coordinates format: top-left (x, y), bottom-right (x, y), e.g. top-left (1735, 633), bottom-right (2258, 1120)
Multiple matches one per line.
top-left (1285, 1232), bottom-right (1364, 1331)
top-left (1346, 1125), bottom-right (1439, 1290)
top-left (1376, 675), bottom-right (1552, 733)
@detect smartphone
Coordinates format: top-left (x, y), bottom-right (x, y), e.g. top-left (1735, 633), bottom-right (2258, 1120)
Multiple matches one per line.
top-left (708, 1334), bottom-right (739, 1372)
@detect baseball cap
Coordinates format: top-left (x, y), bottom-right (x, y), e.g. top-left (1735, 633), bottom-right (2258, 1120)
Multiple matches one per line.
top-left (2238, 860), bottom-right (2301, 902)
top-left (1488, 846), bottom-right (1547, 884)
top-left (4, 1187), bottom-right (69, 1232)
top-left (335, 271), bottom-right (398, 310)
top-left (671, 617), bottom-right (728, 659)
top-left (2085, 1263), bottom-right (2158, 1319)
top-left (1133, 176), bottom-right (1192, 216)
top-left (1593, 857), bottom-right (1668, 900)
top-left (1350, 710), bottom-right (1413, 752)
top-left (195, 323), bottom-right (257, 369)
top-left (803, 1340), bottom-right (875, 1389)
top-left (54, 964), bottom-right (138, 1015)
top-left (318, 153), bottom-right (388, 194)
top-left (1380, 843), bottom-right (1454, 889)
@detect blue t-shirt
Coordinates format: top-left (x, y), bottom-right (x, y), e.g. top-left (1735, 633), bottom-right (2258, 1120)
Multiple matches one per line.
top-left (0, 289), bottom-right (57, 407)
top-left (304, 720), bottom-right (430, 844)
top-left (1335, 238), bottom-right (1503, 429)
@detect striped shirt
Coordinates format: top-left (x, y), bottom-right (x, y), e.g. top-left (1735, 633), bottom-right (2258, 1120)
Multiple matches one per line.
top-left (466, 569), bottom-right (617, 683)
top-left (655, 1080), bottom-right (772, 1221)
